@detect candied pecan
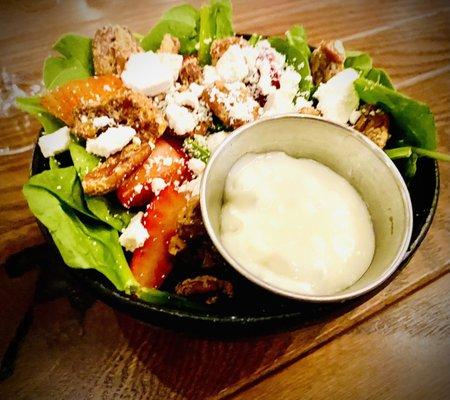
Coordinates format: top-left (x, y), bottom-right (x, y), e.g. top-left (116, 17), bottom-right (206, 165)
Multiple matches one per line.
top-left (158, 33), bottom-right (181, 54)
top-left (354, 104), bottom-right (390, 148)
top-left (203, 81), bottom-right (260, 129)
top-left (210, 36), bottom-right (247, 65)
top-left (82, 141), bottom-right (153, 196)
top-left (169, 196), bottom-right (205, 256)
top-left (310, 40), bottom-right (345, 85)
top-left (299, 106), bottom-right (321, 116)
top-left (179, 56), bottom-right (203, 85)
top-left (175, 275), bottom-right (234, 304)
top-left (92, 25), bottom-right (142, 76)
top-left (72, 88), bottom-right (167, 140)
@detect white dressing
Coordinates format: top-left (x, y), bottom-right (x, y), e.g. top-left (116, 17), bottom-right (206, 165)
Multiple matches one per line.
top-left (220, 152), bottom-right (375, 295)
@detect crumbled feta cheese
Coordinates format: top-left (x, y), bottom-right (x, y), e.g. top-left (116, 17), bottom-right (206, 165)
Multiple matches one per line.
top-left (263, 91), bottom-right (296, 117)
top-left (313, 68), bottom-right (360, 124)
top-left (174, 90), bottom-right (199, 110)
top-left (187, 158), bottom-right (206, 175)
top-left (216, 45), bottom-right (249, 83)
top-left (134, 183), bottom-right (143, 194)
top-left (38, 126), bottom-right (71, 158)
top-left (178, 175), bottom-right (202, 197)
top-left (157, 52), bottom-right (183, 81)
top-left (119, 212), bottom-right (149, 252)
top-left (206, 131), bottom-right (229, 154)
top-left (256, 58), bottom-right (275, 96)
top-left (279, 67), bottom-right (301, 99)
top-left (165, 103), bottom-right (197, 135)
top-left (86, 126), bottom-right (136, 158)
top-left (92, 116), bottom-right (115, 128)
top-left (121, 52), bottom-right (173, 96)
top-left (132, 136), bottom-right (142, 145)
top-left (203, 65), bottom-right (220, 85)
top-left (294, 96), bottom-right (313, 110)
top-left (349, 109), bottom-right (362, 125)
top-left (151, 177), bottom-right (167, 196)
top-left (80, 115), bottom-right (88, 123)
top-left (189, 82), bottom-right (205, 98)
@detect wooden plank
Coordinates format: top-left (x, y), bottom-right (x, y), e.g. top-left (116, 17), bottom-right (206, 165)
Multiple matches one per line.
top-left (232, 273), bottom-right (450, 400)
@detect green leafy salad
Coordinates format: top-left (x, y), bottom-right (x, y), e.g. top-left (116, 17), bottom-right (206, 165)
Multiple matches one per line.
top-left (18, 0), bottom-right (449, 306)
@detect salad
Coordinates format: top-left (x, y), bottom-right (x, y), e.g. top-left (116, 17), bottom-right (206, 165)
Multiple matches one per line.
top-left (18, 0), bottom-right (449, 307)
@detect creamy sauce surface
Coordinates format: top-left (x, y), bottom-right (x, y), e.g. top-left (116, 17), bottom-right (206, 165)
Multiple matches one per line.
top-left (220, 152), bottom-right (375, 295)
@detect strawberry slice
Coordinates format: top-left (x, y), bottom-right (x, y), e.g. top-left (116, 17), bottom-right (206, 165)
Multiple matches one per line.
top-left (41, 75), bottom-right (122, 125)
top-left (131, 186), bottom-right (188, 288)
top-left (117, 139), bottom-right (189, 209)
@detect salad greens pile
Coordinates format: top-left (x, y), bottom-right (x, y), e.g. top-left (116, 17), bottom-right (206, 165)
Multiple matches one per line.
top-left (17, 0), bottom-right (448, 307)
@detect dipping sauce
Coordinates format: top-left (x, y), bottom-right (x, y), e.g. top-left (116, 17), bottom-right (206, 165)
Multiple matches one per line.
top-left (220, 152), bottom-right (375, 295)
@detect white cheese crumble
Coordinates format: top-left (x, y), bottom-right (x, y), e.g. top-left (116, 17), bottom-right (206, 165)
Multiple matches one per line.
top-left (38, 126), bottom-right (71, 158)
top-left (92, 116), bottom-right (115, 129)
top-left (86, 126), bottom-right (136, 158)
top-left (279, 67), bottom-right (301, 99)
top-left (157, 52), bottom-right (183, 81)
top-left (206, 131), bottom-right (229, 154)
top-left (134, 183), bottom-right (143, 194)
top-left (203, 65), bottom-right (220, 85)
top-left (119, 212), bottom-right (149, 252)
top-left (294, 96), bottom-right (313, 110)
top-left (174, 90), bottom-right (199, 110)
top-left (165, 103), bottom-right (198, 135)
top-left (349, 109), bottom-right (362, 125)
top-left (263, 91), bottom-right (296, 116)
top-left (178, 175), bottom-right (202, 197)
top-left (151, 177), bottom-right (167, 196)
top-left (216, 45), bottom-right (249, 83)
top-left (187, 158), bottom-right (206, 176)
top-left (121, 52), bottom-right (174, 96)
top-left (313, 68), bottom-right (360, 124)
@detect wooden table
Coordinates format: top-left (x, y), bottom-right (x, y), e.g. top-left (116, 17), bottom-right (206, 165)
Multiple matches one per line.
top-left (1, 1), bottom-right (449, 398)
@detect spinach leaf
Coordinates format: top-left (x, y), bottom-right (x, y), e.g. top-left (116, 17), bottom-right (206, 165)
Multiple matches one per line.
top-left (23, 185), bottom-right (138, 293)
top-left (248, 33), bottom-right (262, 46)
top-left (53, 34), bottom-right (93, 73)
top-left (141, 4), bottom-right (200, 54)
top-left (69, 141), bottom-right (132, 231)
top-left (15, 96), bottom-right (64, 133)
top-left (27, 167), bottom-right (93, 218)
top-left (286, 25), bottom-right (311, 60)
top-left (199, 0), bottom-right (234, 65)
top-left (365, 68), bottom-right (394, 89)
top-left (269, 33), bottom-right (313, 97)
top-left (344, 51), bottom-right (373, 76)
top-left (354, 77), bottom-right (437, 150)
top-left (43, 34), bottom-right (93, 89)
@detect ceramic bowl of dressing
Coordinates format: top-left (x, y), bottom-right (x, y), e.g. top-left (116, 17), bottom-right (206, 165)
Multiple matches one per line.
top-left (200, 114), bottom-right (414, 302)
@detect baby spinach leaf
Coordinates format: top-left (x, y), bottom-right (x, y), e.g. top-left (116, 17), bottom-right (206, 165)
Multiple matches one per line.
top-left (286, 25), bottom-right (311, 60)
top-left (15, 96), bottom-right (64, 133)
top-left (43, 34), bottom-right (93, 89)
top-left (345, 51), bottom-right (373, 76)
top-left (43, 57), bottom-right (90, 90)
top-left (198, 0), bottom-right (234, 65)
top-left (53, 34), bottom-right (93, 73)
top-left (69, 141), bottom-right (132, 231)
top-left (23, 184), bottom-right (137, 293)
top-left (269, 36), bottom-right (313, 97)
top-left (354, 77), bottom-right (437, 150)
top-left (365, 68), bottom-right (394, 89)
top-left (27, 167), bottom-right (93, 218)
top-left (141, 4), bottom-right (200, 54)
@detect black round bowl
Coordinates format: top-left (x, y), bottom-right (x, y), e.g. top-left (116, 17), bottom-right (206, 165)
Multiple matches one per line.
top-left (30, 142), bottom-right (439, 334)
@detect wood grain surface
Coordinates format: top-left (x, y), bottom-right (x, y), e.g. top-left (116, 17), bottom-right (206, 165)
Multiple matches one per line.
top-left (0, 1), bottom-right (449, 399)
